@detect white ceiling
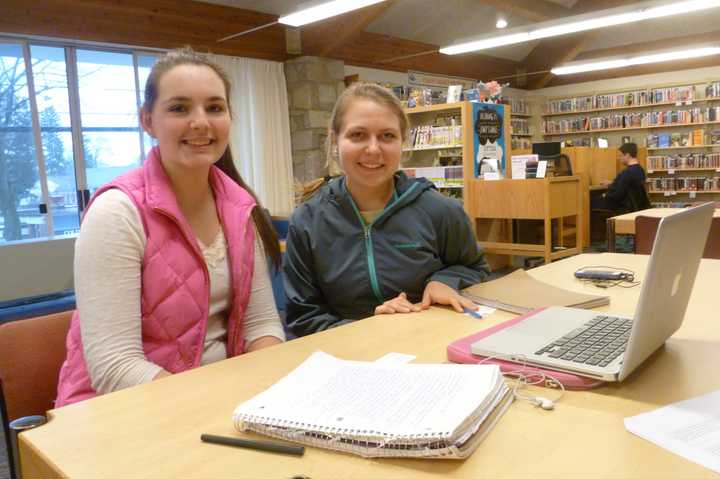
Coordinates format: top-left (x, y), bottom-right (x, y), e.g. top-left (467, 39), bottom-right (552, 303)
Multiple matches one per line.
top-left (200, 0), bottom-right (720, 63)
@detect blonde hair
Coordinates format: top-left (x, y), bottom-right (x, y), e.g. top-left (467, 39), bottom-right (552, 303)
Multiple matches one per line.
top-left (297, 83), bottom-right (409, 202)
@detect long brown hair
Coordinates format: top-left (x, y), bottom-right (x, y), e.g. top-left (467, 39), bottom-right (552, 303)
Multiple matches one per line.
top-left (298, 82), bottom-right (410, 202)
top-left (143, 47), bottom-right (281, 269)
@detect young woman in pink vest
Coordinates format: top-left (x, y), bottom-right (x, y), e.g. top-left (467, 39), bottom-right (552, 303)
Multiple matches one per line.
top-left (55, 48), bottom-right (285, 407)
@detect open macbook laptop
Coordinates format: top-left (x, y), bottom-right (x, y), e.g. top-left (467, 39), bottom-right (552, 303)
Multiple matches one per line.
top-left (471, 203), bottom-right (715, 382)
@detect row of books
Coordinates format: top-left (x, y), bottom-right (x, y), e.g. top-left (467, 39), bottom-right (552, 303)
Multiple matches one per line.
top-left (545, 85), bottom-right (703, 114)
top-left (647, 153), bottom-right (720, 170)
top-left (706, 81), bottom-right (720, 99)
top-left (545, 95), bottom-right (594, 114)
top-left (510, 118), bottom-right (532, 135)
top-left (543, 107), bottom-right (720, 134)
top-left (511, 137), bottom-right (531, 150)
top-left (646, 129), bottom-right (720, 148)
top-left (509, 98), bottom-right (531, 115)
top-left (408, 125), bottom-right (463, 148)
top-left (394, 86), bottom-right (447, 107)
top-left (402, 165), bottom-right (463, 187)
top-left (565, 137), bottom-right (593, 147)
top-left (648, 176), bottom-right (720, 192)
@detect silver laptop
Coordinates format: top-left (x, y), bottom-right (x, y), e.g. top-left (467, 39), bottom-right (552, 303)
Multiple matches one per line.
top-left (471, 203), bottom-right (715, 382)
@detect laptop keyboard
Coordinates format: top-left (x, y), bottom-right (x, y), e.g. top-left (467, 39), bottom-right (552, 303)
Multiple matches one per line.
top-left (534, 315), bottom-right (633, 368)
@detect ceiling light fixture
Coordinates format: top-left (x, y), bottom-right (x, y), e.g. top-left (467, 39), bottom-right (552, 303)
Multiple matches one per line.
top-left (496, 18), bottom-right (508, 29)
top-left (551, 46), bottom-right (720, 75)
top-left (278, 0), bottom-right (387, 27)
top-left (440, 0), bottom-right (720, 55)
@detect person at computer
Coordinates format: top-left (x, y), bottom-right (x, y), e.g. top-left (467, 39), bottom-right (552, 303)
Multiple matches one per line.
top-left (55, 48), bottom-right (285, 407)
top-left (284, 83), bottom-right (489, 337)
top-left (595, 142), bottom-right (649, 211)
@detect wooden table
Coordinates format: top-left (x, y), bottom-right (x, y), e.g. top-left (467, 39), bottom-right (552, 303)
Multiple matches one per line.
top-left (606, 208), bottom-right (720, 251)
top-left (20, 253), bottom-right (719, 479)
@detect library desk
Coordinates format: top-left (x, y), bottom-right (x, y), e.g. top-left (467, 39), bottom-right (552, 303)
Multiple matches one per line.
top-left (607, 207), bottom-right (720, 252)
top-left (20, 254), bottom-right (719, 479)
top-left (468, 176), bottom-right (583, 265)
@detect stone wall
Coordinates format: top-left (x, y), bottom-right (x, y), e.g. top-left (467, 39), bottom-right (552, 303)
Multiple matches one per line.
top-left (284, 56), bottom-right (345, 184)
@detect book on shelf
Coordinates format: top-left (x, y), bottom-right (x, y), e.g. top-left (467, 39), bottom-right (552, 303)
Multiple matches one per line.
top-left (646, 134), bottom-right (659, 148)
top-left (711, 130), bottom-right (720, 145)
top-left (692, 129), bottom-right (705, 146)
top-left (232, 351), bottom-right (513, 459)
top-left (706, 81), bottom-right (720, 99)
top-left (658, 133), bottom-right (670, 148)
top-left (447, 85), bottom-right (462, 103)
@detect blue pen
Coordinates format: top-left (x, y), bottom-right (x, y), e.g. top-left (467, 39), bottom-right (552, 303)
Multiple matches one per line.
top-left (463, 307), bottom-right (483, 319)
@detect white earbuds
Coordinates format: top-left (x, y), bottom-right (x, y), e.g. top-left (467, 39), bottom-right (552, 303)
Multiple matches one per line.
top-left (534, 397), bottom-right (555, 411)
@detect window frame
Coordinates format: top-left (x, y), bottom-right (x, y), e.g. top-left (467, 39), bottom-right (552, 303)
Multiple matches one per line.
top-left (0, 35), bottom-right (162, 245)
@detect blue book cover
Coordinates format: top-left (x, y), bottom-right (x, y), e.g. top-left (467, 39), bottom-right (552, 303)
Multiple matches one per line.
top-left (658, 133), bottom-right (670, 148)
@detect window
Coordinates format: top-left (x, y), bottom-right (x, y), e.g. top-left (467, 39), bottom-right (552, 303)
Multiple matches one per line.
top-left (0, 39), bottom-right (158, 244)
top-left (31, 45), bottom-right (78, 237)
top-left (0, 42), bottom-right (44, 242)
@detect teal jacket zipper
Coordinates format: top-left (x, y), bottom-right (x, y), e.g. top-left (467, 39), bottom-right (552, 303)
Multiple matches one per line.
top-left (344, 182), bottom-right (419, 304)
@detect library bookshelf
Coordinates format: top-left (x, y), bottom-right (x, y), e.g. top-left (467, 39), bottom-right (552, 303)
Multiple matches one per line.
top-left (509, 97), bottom-right (533, 150)
top-left (403, 101), bottom-right (473, 204)
top-left (404, 101), bottom-right (514, 269)
top-left (540, 80), bottom-right (720, 205)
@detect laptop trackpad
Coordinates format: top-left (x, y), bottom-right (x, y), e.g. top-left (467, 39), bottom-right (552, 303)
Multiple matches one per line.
top-left (471, 307), bottom-right (596, 356)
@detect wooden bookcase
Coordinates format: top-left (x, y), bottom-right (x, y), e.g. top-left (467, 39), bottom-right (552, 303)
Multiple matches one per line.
top-left (508, 97), bottom-right (534, 151)
top-left (404, 101), bottom-right (513, 268)
top-left (540, 80), bottom-right (720, 206)
top-left (402, 102), bottom-right (474, 204)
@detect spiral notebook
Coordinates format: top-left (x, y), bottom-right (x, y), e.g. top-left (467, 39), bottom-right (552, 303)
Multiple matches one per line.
top-left (233, 351), bottom-right (512, 459)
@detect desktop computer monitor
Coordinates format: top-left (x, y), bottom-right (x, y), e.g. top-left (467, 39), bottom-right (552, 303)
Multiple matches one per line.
top-left (531, 142), bottom-right (572, 177)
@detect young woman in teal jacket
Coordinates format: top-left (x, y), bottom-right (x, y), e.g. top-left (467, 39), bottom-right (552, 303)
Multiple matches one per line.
top-left (284, 83), bottom-right (489, 337)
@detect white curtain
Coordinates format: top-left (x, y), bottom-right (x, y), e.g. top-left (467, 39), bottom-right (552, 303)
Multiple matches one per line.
top-left (209, 54), bottom-right (294, 216)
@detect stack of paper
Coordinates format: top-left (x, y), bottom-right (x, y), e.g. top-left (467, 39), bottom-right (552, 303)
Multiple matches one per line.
top-left (233, 351), bottom-right (512, 459)
top-left (461, 269), bottom-right (610, 314)
top-left (624, 390), bottom-right (720, 474)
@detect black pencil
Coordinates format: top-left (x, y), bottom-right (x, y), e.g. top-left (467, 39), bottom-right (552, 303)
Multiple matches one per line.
top-left (200, 433), bottom-right (305, 456)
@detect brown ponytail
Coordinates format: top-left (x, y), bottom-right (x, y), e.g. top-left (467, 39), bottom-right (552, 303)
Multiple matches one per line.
top-left (215, 150), bottom-right (281, 270)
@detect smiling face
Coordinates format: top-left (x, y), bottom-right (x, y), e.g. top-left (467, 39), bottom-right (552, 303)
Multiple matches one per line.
top-left (141, 64), bottom-right (230, 174)
top-left (334, 98), bottom-right (403, 196)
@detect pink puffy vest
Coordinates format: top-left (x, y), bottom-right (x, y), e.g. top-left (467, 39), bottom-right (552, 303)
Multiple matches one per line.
top-left (55, 147), bottom-right (256, 407)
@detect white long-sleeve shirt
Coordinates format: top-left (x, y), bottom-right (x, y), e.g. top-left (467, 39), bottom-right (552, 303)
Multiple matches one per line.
top-left (74, 189), bottom-right (285, 394)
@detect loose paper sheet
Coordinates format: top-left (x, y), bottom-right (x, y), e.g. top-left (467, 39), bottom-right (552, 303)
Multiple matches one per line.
top-left (624, 389), bottom-right (720, 474)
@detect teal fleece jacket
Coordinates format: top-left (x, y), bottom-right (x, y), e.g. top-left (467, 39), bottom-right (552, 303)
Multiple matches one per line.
top-left (283, 172), bottom-right (490, 337)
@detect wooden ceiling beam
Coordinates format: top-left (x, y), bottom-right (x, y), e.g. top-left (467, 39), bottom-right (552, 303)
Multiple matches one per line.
top-left (302, 1), bottom-right (397, 58)
top-left (517, 0), bottom-right (648, 89)
top-left (542, 30), bottom-right (720, 87)
top-left (522, 32), bottom-right (598, 89)
top-left (475, 0), bottom-right (571, 22)
top-left (573, 30), bottom-right (720, 61)
top-left (0, 0), bottom-right (289, 61)
top-left (333, 31), bottom-right (519, 81)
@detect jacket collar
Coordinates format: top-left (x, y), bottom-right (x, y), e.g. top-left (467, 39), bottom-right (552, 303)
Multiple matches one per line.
top-left (327, 171), bottom-right (434, 224)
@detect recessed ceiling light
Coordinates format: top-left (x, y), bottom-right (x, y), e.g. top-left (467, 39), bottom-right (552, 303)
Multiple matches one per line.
top-left (496, 18), bottom-right (508, 29)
